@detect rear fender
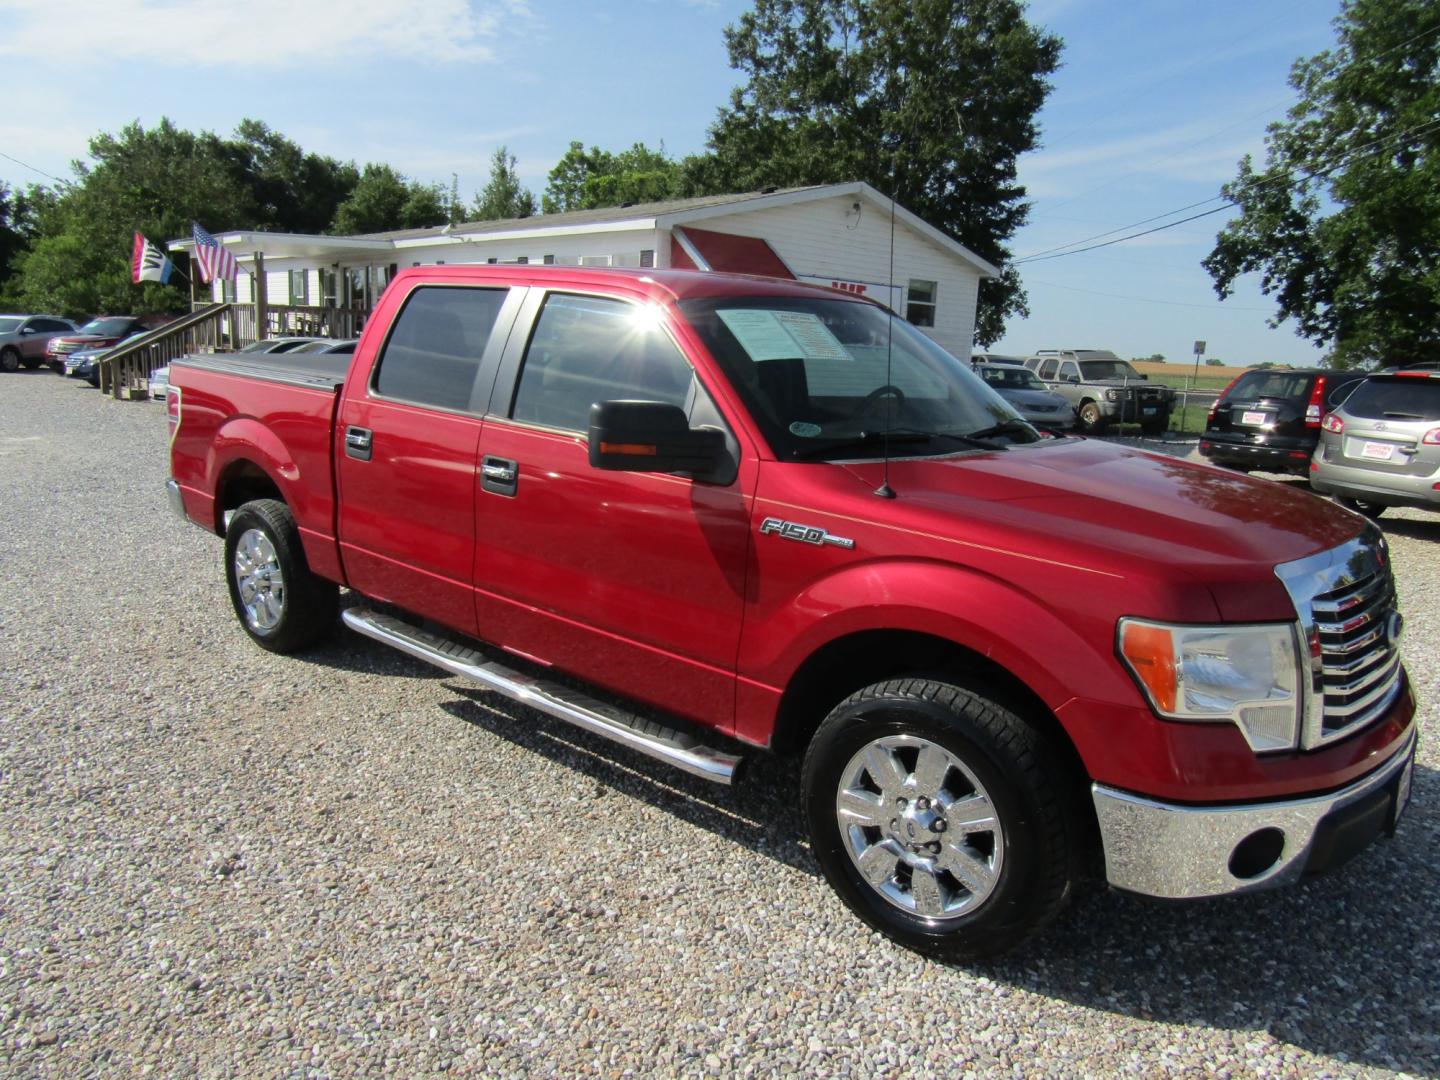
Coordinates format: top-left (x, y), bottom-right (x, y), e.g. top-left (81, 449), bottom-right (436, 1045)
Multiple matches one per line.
top-left (209, 417), bottom-right (343, 583)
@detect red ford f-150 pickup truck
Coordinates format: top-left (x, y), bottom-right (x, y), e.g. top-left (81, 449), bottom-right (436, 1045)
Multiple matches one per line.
top-left (166, 265), bottom-right (1416, 959)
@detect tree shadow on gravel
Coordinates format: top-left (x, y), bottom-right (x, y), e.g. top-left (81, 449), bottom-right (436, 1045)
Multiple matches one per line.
top-left (981, 763), bottom-right (1440, 1076)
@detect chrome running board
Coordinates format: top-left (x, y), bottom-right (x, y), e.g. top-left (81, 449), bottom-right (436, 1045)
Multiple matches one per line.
top-left (341, 607), bottom-right (742, 785)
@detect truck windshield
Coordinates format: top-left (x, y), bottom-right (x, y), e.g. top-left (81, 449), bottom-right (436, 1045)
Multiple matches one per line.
top-left (1079, 360), bottom-right (1144, 381)
top-left (680, 295), bottom-right (1038, 459)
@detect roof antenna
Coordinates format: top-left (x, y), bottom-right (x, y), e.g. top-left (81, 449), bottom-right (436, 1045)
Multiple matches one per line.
top-left (873, 179), bottom-right (900, 499)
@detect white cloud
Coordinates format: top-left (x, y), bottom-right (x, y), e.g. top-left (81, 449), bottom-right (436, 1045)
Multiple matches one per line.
top-left (0, 0), bottom-right (539, 67)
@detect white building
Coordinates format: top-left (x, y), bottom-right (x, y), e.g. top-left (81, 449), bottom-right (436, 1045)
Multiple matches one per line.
top-left (168, 182), bottom-right (997, 358)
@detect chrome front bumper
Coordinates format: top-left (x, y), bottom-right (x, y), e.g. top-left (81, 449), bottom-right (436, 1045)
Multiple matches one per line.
top-left (1092, 728), bottom-right (1416, 899)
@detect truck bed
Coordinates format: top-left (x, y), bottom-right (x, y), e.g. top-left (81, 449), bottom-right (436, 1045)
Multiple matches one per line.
top-left (172, 351), bottom-right (349, 391)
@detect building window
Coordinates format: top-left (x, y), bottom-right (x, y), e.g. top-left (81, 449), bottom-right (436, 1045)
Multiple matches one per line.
top-left (543, 254), bottom-right (555, 265)
top-left (221, 278), bottom-right (236, 303)
top-left (580, 255), bottom-right (612, 267)
top-left (289, 269), bottom-right (308, 305)
top-left (639, 249), bottom-right (655, 268)
top-left (487, 258), bottom-right (498, 265)
top-left (906, 280), bottom-right (937, 327)
top-left (516, 256), bottom-right (529, 265)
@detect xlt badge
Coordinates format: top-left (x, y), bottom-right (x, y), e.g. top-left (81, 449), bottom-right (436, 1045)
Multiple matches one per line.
top-left (759, 517), bottom-right (855, 550)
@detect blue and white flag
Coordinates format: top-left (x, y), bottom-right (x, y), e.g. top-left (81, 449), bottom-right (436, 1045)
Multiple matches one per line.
top-left (132, 233), bottom-right (173, 284)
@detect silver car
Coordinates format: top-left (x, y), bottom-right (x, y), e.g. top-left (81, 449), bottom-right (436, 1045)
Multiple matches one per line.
top-left (0, 314), bottom-right (78, 372)
top-left (973, 362), bottom-right (1077, 429)
top-left (1310, 369), bottom-right (1440, 518)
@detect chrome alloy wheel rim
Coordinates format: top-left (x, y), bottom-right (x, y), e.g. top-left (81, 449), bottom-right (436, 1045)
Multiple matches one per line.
top-left (835, 734), bottom-right (1004, 920)
top-left (233, 528), bottom-right (285, 632)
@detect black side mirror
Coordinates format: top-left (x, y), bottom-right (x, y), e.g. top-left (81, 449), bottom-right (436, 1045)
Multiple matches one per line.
top-left (1065, 374), bottom-right (1080, 384)
top-left (588, 400), bottom-right (733, 484)
top-left (19, 326), bottom-right (36, 335)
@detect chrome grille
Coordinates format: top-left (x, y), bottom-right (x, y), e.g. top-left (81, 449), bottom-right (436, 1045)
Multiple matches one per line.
top-left (1309, 569), bottom-right (1402, 741)
top-left (1275, 532), bottom-right (1405, 749)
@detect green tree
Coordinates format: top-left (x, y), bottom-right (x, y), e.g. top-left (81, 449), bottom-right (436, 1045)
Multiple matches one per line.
top-left (0, 181), bottom-right (58, 302)
top-left (1205, 357), bottom-right (1224, 366)
top-left (228, 120), bottom-right (359, 234)
top-left (700, 0), bottom-right (1061, 344)
top-left (331, 164), bottom-right (446, 235)
top-left (9, 119), bottom-right (253, 317)
top-left (472, 147), bottom-right (536, 221)
top-left (1204, 0), bottom-right (1440, 368)
top-left (542, 141), bottom-right (684, 214)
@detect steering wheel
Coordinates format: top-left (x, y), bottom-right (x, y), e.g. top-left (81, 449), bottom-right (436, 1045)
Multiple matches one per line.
top-left (850, 383), bottom-right (906, 419)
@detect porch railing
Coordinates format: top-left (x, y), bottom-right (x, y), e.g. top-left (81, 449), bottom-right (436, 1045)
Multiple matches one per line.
top-left (99, 303), bottom-right (233, 398)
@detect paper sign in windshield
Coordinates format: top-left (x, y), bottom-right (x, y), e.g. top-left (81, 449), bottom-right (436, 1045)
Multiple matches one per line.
top-left (717, 309), bottom-right (851, 362)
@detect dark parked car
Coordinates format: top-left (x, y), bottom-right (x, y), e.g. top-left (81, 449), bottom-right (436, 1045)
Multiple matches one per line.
top-left (1199, 368), bottom-right (1367, 474)
top-left (45, 316), bottom-right (162, 371)
top-left (0, 314), bottom-right (79, 371)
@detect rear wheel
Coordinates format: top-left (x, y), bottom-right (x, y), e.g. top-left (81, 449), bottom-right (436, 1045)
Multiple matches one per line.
top-left (1335, 496), bottom-right (1387, 520)
top-left (224, 498), bottom-right (337, 653)
top-left (1077, 400), bottom-right (1106, 434)
top-left (802, 677), bottom-right (1079, 960)
top-left (0, 348), bottom-right (19, 373)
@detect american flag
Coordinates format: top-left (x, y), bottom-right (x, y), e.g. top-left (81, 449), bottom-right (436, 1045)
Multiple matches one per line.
top-left (191, 222), bottom-right (240, 283)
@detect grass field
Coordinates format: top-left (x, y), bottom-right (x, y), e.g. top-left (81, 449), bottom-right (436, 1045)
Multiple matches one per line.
top-left (1131, 361), bottom-right (1243, 390)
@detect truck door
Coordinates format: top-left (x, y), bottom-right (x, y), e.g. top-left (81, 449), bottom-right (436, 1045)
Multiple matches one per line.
top-left (472, 290), bottom-right (753, 733)
top-left (335, 284), bottom-right (522, 636)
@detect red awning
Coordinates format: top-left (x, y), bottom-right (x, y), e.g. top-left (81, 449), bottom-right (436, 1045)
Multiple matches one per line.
top-left (671, 226), bottom-right (794, 279)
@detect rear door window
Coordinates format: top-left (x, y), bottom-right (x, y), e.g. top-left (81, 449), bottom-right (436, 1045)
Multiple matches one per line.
top-left (1037, 359), bottom-right (1058, 380)
top-left (510, 293), bottom-right (696, 433)
top-left (372, 286), bottom-right (508, 411)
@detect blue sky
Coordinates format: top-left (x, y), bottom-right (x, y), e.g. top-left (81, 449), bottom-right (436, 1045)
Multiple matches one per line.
top-left (1, 0), bottom-right (1343, 366)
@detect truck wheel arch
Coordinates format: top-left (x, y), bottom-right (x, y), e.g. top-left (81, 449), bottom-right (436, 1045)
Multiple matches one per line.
top-left (214, 459), bottom-right (285, 534)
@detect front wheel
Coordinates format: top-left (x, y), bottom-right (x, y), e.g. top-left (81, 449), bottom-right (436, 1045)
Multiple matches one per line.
top-left (224, 498), bottom-right (337, 653)
top-left (1077, 401), bottom-right (1106, 434)
top-left (802, 677), bottom-right (1080, 960)
top-left (1335, 496), bottom-right (1387, 520)
top-left (0, 348), bottom-right (19, 373)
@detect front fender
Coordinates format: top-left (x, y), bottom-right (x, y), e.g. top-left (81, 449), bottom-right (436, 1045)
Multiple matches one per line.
top-left (739, 558), bottom-right (1141, 715)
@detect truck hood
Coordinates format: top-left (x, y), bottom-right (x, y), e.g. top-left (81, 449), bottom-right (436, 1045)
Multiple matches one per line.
top-left (840, 438), bottom-right (1360, 607)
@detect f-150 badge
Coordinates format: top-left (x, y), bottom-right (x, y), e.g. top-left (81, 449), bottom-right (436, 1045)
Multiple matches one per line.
top-left (759, 517), bottom-right (855, 550)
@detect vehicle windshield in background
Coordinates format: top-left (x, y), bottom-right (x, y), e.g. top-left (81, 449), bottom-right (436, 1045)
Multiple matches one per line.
top-left (980, 365), bottom-right (1047, 391)
top-left (680, 295), bottom-right (1038, 459)
top-left (78, 318), bottom-right (134, 336)
top-left (1224, 371), bottom-right (1311, 400)
top-left (1341, 377), bottom-right (1440, 420)
top-left (1079, 360), bottom-right (1144, 381)
top-left (0, 318), bottom-right (23, 334)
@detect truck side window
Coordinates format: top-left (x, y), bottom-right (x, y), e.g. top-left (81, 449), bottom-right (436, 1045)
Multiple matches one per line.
top-left (1038, 359), bottom-right (1058, 380)
top-left (1060, 361), bottom-right (1079, 382)
top-left (511, 294), bottom-right (695, 432)
top-left (372, 286), bottom-right (507, 411)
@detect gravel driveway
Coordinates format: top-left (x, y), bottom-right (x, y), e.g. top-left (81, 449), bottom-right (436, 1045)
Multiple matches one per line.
top-left (1, 372), bottom-right (1435, 1078)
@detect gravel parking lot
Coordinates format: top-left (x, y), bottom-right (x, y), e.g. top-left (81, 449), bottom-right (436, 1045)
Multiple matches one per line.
top-left (1, 372), bottom-right (1436, 1078)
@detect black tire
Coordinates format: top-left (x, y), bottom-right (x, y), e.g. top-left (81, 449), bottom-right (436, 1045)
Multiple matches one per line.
top-left (0, 348), bottom-right (19, 373)
top-left (802, 677), bottom-right (1080, 961)
top-left (1077, 400), bottom-right (1106, 434)
top-left (1335, 496), bottom-right (1387, 520)
top-left (224, 498), bottom-right (337, 653)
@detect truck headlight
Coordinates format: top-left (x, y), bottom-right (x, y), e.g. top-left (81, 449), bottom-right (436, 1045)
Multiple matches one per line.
top-left (1117, 619), bottom-right (1301, 752)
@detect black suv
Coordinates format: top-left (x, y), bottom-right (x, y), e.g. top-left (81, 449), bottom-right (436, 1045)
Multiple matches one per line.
top-left (1199, 368), bottom-right (1367, 474)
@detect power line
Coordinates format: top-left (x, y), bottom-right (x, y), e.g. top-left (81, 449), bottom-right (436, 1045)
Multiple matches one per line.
top-left (1026, 277), bottom-right (1273, 312)
top-left (1015, 114), bottom-right (1440, 264)
top-left (0, 149), bottom-right (70, 187)
top-left (1028, 21), bottom-right (1440, 223)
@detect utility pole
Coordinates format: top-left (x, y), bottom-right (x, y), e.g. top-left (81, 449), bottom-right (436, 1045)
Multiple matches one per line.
top-left (1188, 339), bottom-right (1206, 433)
